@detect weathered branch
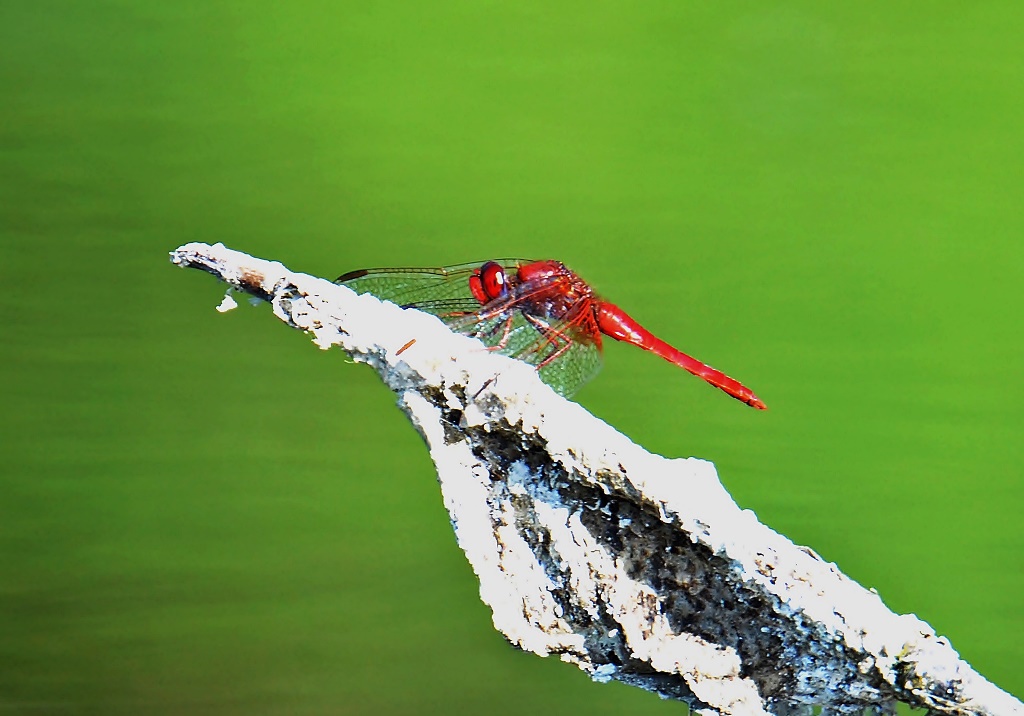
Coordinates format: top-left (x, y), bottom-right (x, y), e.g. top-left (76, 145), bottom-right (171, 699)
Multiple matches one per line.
top-left (170, 242), bottom-right (1021, 716)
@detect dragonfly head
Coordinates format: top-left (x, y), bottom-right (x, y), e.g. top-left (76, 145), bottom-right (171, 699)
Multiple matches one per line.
top-left (469, 261), bottom-right (509, 305)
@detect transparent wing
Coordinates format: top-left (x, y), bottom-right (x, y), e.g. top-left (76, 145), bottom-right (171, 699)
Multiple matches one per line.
top-left (336, 260), bottom-right (529, 315)
top-left (536, 329), bottom-right (603, 397)
top-left (336, 260), bottom-right (602, 396)
top-left (450, 281), bottom-right (604, 397)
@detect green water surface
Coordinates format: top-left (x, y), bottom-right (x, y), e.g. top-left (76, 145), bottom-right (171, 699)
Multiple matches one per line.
top-left (2, 3), bottom-right (1021, 713)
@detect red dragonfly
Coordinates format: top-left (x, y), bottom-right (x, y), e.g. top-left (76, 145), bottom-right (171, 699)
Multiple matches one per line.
top-left (336, 260), bottom-right (766, 409)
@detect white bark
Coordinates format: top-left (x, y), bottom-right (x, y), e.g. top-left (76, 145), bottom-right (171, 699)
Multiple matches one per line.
top-left (170, 242), bottom-right (1021, 716)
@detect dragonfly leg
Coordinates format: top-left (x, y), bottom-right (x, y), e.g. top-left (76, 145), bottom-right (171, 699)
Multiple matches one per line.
top-left (495, 313), bottom-right (515, 350)
top-left (446, 310), bottom-right (515, 350)
top-left (521, 314), bottom-right (573, 369)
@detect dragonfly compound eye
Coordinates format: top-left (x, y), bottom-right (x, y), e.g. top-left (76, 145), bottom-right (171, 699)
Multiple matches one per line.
top-left (470, 261), bottom-right (509, 304)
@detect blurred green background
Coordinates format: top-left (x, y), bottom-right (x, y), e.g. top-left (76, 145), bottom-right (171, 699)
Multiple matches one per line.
top-left (2, 2), bottom-right (1021, 713)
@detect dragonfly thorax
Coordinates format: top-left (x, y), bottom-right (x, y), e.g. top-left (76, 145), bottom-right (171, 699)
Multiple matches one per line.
top-left (510, 261), bottom-right (597, 323)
